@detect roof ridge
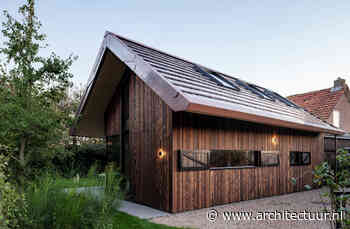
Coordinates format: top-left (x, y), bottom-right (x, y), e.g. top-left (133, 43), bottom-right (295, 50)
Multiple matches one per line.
top-left (102, 31), bottom-right (343, 134)
top-left (105, 31), bottom-right (260, 88)
top-left (106, 31), bottom-right (197, 66)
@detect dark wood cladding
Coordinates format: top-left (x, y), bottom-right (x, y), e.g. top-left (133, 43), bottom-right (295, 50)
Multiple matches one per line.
top-left (171, 112), bottom-right (323, 213)
top-left (105, 69), bottom-right (324, 213)
top-left (105, 86), bottom-right (121, 136)
top-left (105, 71), bottom-right (173, 212)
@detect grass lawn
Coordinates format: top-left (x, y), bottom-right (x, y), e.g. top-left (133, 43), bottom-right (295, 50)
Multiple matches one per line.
top-left (54, 176), bottom-right (100, 189)
top-left (111, 211), bottom-right (189, 229)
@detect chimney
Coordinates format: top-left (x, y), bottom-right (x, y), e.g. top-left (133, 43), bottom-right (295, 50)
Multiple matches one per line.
top-left (332, 77), bottom-right (346, 92)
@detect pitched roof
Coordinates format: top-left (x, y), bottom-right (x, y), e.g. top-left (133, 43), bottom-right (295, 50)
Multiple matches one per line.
top-left (287, 88), bottom-right (345, 121)
top-left (70, 31), bottom-right (344, 137)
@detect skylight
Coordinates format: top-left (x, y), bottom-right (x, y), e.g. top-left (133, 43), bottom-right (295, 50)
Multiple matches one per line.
top-left (193, 65), bottom-right (240, 91)
top-left (271, 91), bottom-right (300, 108)
top-left (248, 84), bottom-right (275, 101)
top-left (193, 65), bottom-right (300, 109)
top-left (210, 72), bottom-right (234, 88)
top-left (233, 79), bottom-right (272, 101)
top-left (259, 86), bottom-right (300, 109)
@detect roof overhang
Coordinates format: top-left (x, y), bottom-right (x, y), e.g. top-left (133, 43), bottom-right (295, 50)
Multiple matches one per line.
top-left (70, 32), bottom-right (189, 137)
top-left (71, 32), bottom-right (345, 137)
top-left (71, 50), bottom-right (126, 137)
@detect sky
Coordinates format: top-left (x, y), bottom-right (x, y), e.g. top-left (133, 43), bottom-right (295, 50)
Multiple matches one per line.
top-left (1, 0), bottom-right (350, 96)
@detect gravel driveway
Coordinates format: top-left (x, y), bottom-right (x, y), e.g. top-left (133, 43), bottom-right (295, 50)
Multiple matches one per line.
top-left (152, 188), bottom-right (336, 229)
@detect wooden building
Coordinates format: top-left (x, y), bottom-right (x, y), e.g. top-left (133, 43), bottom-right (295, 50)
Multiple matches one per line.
top-left (71, 31), bottom-right (344, 213)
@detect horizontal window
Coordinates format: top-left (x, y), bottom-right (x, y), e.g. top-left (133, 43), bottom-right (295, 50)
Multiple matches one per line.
top-left (209, 150), bottom-right (258, 167)
top-left (178, 150), bottom-right (209, 171)
top-left (178, 150), bottom-right (279, 171)
top-left (290, 151), bottom-right (311, 166)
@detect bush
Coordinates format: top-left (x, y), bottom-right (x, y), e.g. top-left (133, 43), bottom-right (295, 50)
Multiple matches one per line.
top-left (313, 148), bottom-right (350, 228)
top-left (53, 143), bottom-right (108, 178)
top-left (26, 176), bottom-right (101, 229)
top-left (25, 164), bottom-right (125, 229)
top-left (0, 152), bottom-right (29, 229)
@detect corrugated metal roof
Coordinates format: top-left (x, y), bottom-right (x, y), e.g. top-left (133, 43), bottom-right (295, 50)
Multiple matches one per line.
top-left (70, 31), bottom-right (345, 136)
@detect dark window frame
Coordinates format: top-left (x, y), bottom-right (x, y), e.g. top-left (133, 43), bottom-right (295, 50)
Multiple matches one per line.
top-left (290, 151), bottom-right (311, 166)
top-left (193, 63), bottom-right (300, 109)
top-left (193, 65), bottom-right (240, 91)
top-left (178, 150), bottom-right (209, 171)
top-left (209, 150), bottom-right (259, 168)
top-left (257, 150), bottom-right (280, 167)
top-left (178, 149), bottom-right (280, 171)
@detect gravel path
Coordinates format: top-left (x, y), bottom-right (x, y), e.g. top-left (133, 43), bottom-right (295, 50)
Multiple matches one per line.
top-left (152, 188), bottom-right (336, 229)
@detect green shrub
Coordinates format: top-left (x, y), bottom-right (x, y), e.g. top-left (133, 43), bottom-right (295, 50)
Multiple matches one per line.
top-left (25, 164), bottom-right (126, 229)
top-left (0, 152), bottom-right (29, 229)
top-left (101, 164), bottom-right (126, 212)
top-left (26, 175), bottom-right (101, 229)
top-left (312, 148), bottom-right (350, 228)
top-left (53, 143), bottom-right (108, 178)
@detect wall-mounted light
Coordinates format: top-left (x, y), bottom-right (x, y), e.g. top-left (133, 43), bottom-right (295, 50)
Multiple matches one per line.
top-left (272, 135), bottom-right (278, 146)
top-left (158, 149), bottom-right (166, 159)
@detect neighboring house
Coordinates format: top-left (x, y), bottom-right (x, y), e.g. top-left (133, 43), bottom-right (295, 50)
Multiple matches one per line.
top-left (70, 31), bottom-right (343, 213)
top-left (288, 78), bottom-right (350, 166)
top-left (288, 78), bottom-right (350, 133)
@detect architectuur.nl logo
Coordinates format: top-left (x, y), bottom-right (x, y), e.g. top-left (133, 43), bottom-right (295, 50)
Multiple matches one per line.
top-left (207, 209), bottom-right (344, 222)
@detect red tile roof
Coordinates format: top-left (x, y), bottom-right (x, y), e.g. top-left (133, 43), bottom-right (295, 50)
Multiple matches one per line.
top-left (287, 88), bottom-right (345, 121)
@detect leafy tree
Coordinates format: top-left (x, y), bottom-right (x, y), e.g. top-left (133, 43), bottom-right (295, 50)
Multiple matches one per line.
top-left (0, 0), bottom-right (77, 184)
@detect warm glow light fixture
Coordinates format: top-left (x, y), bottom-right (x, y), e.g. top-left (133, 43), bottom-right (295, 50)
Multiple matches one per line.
top-left (158, 149), bottom-right (166, 159)
top-left (272, 135), bottom-right (278, 145)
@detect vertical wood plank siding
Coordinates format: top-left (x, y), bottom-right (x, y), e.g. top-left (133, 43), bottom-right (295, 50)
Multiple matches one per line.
top-left (105, 71), bottom-right (173, 211)
top-left (172, 112), bottom-right (323, 213)
top-left (105, 88), bottom-right (121, 136)
top-left (105, 71), bottom-right (324, 213)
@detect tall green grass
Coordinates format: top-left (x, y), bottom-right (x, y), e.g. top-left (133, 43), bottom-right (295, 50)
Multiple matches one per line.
top-left (25, 163), bottom-right (126, 229)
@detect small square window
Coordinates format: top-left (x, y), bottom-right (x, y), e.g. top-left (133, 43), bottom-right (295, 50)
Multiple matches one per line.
top-left (260, 151), bottom-right (279, 166)
top-left (290, 151), bottom-right (298, 166)
top-left (302, 152), bottom-right (311, 165)
top-left (290, 151), bottom-right (311, 166)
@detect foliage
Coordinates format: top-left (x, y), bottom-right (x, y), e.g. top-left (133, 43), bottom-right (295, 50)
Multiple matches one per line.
top-left (25, 164), bottom-right (126, 229)
top-left (53, 142), bottom-right (108, 178)
top-left (312, 149), bottom-right (350, 228)
top-left (26, 175), bottom-right (101, 229)
top-left (0, 0), bottom-right (77, 184)
top-left (54, 176), bottom-right (99, 189)
top-left (0, 146), bottom-right (30, 229)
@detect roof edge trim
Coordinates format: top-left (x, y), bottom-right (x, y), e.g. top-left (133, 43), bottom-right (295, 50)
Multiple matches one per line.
top-left (70, 32), bottom-right (190, 136)
top-left (186, 102), bottom-right (345, 135)
top-left (104, 32), bottom-right (189, 111)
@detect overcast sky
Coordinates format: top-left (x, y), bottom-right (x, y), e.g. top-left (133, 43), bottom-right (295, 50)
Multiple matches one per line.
top-left (1, 0), bottom-right (350, 96)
